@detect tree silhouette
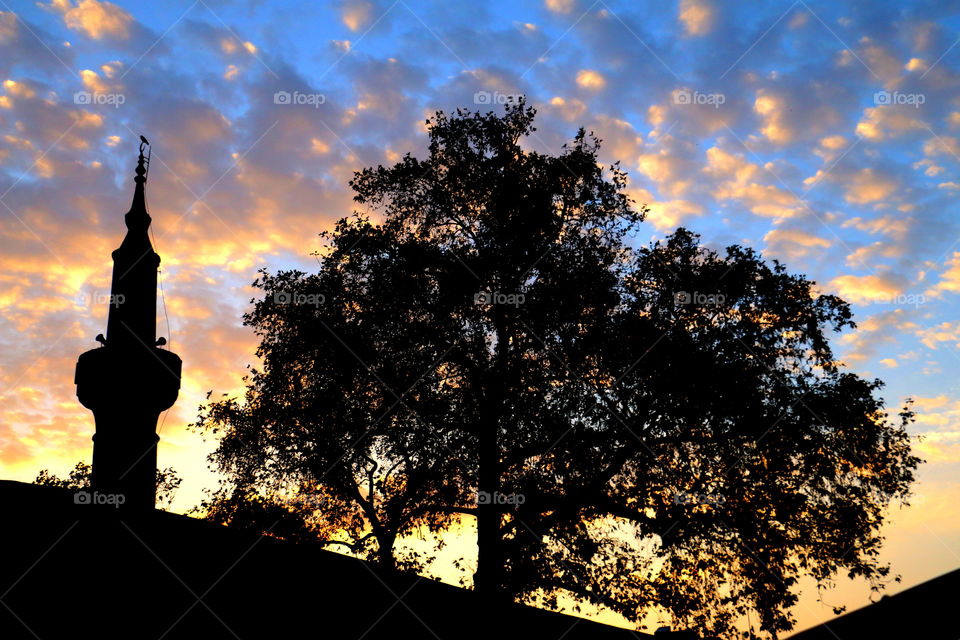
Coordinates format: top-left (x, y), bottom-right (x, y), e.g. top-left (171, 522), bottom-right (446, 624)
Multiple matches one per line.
top-left (34, 461), bottom-right (182, 510)
top-left (195, 101), bottom-right (920, 638)
top-left (190, 484), bottom-right (330, 545)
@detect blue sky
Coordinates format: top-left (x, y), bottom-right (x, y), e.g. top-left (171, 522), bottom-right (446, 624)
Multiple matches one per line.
top-left (2, 0), bottom-right (960, 633)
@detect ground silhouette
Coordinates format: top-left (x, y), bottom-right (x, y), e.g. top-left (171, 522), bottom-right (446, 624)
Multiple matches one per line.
top-left (0, 479), bottom-right (656, 639)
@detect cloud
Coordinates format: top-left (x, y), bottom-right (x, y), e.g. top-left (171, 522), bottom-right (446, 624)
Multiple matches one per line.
top-left (923, 135), bottom-right (960, 160)
top-left (820, 136), bottom-right (846, 150)
top-left (704, 146), bottom-right (757, 184)
top-left (340, 0), bottom-right (375, 32)
top-left (678, 0), bottom-right (715, 36)
top-left (829, 273), bottom-right (906, 305)
top-left (575, 69), bottom-right (606, 91)
top-left (544, 0), bottom-right (576, 14)
top-left (0, 11), bottom-right (16, 42)
top-left (704, 146), bottom-right (800, 218)
top-left (747, 79), bottom-right (849, 149)
top-left (220, 38), bottom-right (257, 56)
top-left (630, 187), bottom-right (703, 231)
top-left (914, 431), bottom-right (960, 464)
top-left (545, 95), bottom-right (587, 122)
top-left (836, 308), bottom-right (918, 364)
top-left (923, 252), bottom-right (960, 299)
top-left (844, 241), bottom-right (904, 269)
top-left (638, 140), bottom-right (697, 198)
top-left (916, 322), bottom-right (960, 350)
top-left (842, 168), bottom-right (898, 205)
top-left (45, 0), bottom-right (133, 41)
top-left (842, 214), bottom-right (911, 238)
top-left (582, 114), bottom-right (644, 166)
top-left (856, 106), bottom-right (926, 141)
top-left (763, 228), bottom-right (831, 260)
top-left (646, 92), bottom-right (732, 138)
top-left (910, 396), bottom-right (960, 464)
top-left (753, 90), bottom-right (793, 145)
top-left (1, 11), bottom-right (78, 77)
top-left (79, 68), bottom-right (111, 93)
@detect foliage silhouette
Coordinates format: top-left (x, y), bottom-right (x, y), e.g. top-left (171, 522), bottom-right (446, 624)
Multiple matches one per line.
top-left (195, 100), bottom-right (920, 638)
top-left (34, 461), bottom-right (182, 510)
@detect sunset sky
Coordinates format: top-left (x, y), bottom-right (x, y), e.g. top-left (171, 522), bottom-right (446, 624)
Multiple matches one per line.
top-left (1, 0), bottom-right (959, 633)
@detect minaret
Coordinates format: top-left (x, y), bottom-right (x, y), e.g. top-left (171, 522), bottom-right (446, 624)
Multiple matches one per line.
top-left (75, 139), bottom-right (181, 510)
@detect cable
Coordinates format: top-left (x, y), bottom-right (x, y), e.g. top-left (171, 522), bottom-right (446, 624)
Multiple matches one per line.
top-left (144, 165), bottom-right (173, 352)
top-left (143, 142), bottom-right (172, 435)
top-left (158, 409), bottom-right (169, 434)
top-left (158, 263), bottom-right (172, 350)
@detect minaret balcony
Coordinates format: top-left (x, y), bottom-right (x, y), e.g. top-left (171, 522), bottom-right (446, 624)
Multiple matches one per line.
top-left (75, 345), bottom-right (181, 414)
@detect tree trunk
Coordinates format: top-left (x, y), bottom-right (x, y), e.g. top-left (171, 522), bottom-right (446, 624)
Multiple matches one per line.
top-left (474, 320), bottom-right (509, 606)
top-left (378, 532), bottom-right (397, 571)
top-left (474, 415), bottom-right (502, 599)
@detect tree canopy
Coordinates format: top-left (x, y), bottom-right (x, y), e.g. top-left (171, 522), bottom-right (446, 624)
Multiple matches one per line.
top-left (194, 101), bottom-right (920, 638)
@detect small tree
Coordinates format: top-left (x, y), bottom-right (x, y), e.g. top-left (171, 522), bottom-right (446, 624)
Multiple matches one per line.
top-left (35, 462), bottom-right (183, 510)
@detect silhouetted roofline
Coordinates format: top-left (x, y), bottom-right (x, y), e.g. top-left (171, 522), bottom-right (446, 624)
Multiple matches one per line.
top-left (0, 479), bottom-right (653, 639)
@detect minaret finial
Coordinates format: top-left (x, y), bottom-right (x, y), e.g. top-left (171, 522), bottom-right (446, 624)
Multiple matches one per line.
top-left (129, 136), bottom-right (150, 224)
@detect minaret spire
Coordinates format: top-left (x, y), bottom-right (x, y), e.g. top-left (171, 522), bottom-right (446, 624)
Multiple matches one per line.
top-left (127, 140), bottom-right (149, 229)
top-left (105, 139), bottom-right (157, 351)
top-left (75, 137), bottom-right (181, 511)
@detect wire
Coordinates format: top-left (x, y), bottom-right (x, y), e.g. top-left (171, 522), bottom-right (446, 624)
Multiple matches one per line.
top-left (157, 259), bottom-right (172, 349)
top-left (144, 162), bottom-right (173, 352)
top-left (141, 142), bottom-right (173, 437)
top-left (158, 409), bottom-right (169, 434)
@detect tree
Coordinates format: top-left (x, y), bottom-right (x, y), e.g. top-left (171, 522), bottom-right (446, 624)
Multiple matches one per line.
top-left (491, 228), bottom-right (920, 636)
top-left (194, 241), bottom-right (476, 571)
top-left (190, 483), bottom-right (328, 545)
top-left (35, 461), bottom-right (183, 510)
top-left (196, 101), bottom-right (920, 638)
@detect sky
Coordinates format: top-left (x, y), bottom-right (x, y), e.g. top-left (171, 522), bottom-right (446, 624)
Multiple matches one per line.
top-left (1, 0), bottom-right (959, 634)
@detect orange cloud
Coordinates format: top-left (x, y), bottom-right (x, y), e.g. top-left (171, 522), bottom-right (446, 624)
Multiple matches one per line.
top-left (575, 69), bottom-right (606, 91)
top-left (46, 0), bottom-right (133, 41)
top-left (341, 0), bottom-right (374, 32)
top-left (679, 0), bottom-right (715, 36)
top-left (763, 228), bottom-right (831, 260)
top-left (843, 168), bottom-right (897, 205)
top-left (544, 0), bottom-right (575, 14)
top-left (829, 274), bottom-right (904, 305)
top-left (856, 106), bottom-right (926, 141)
